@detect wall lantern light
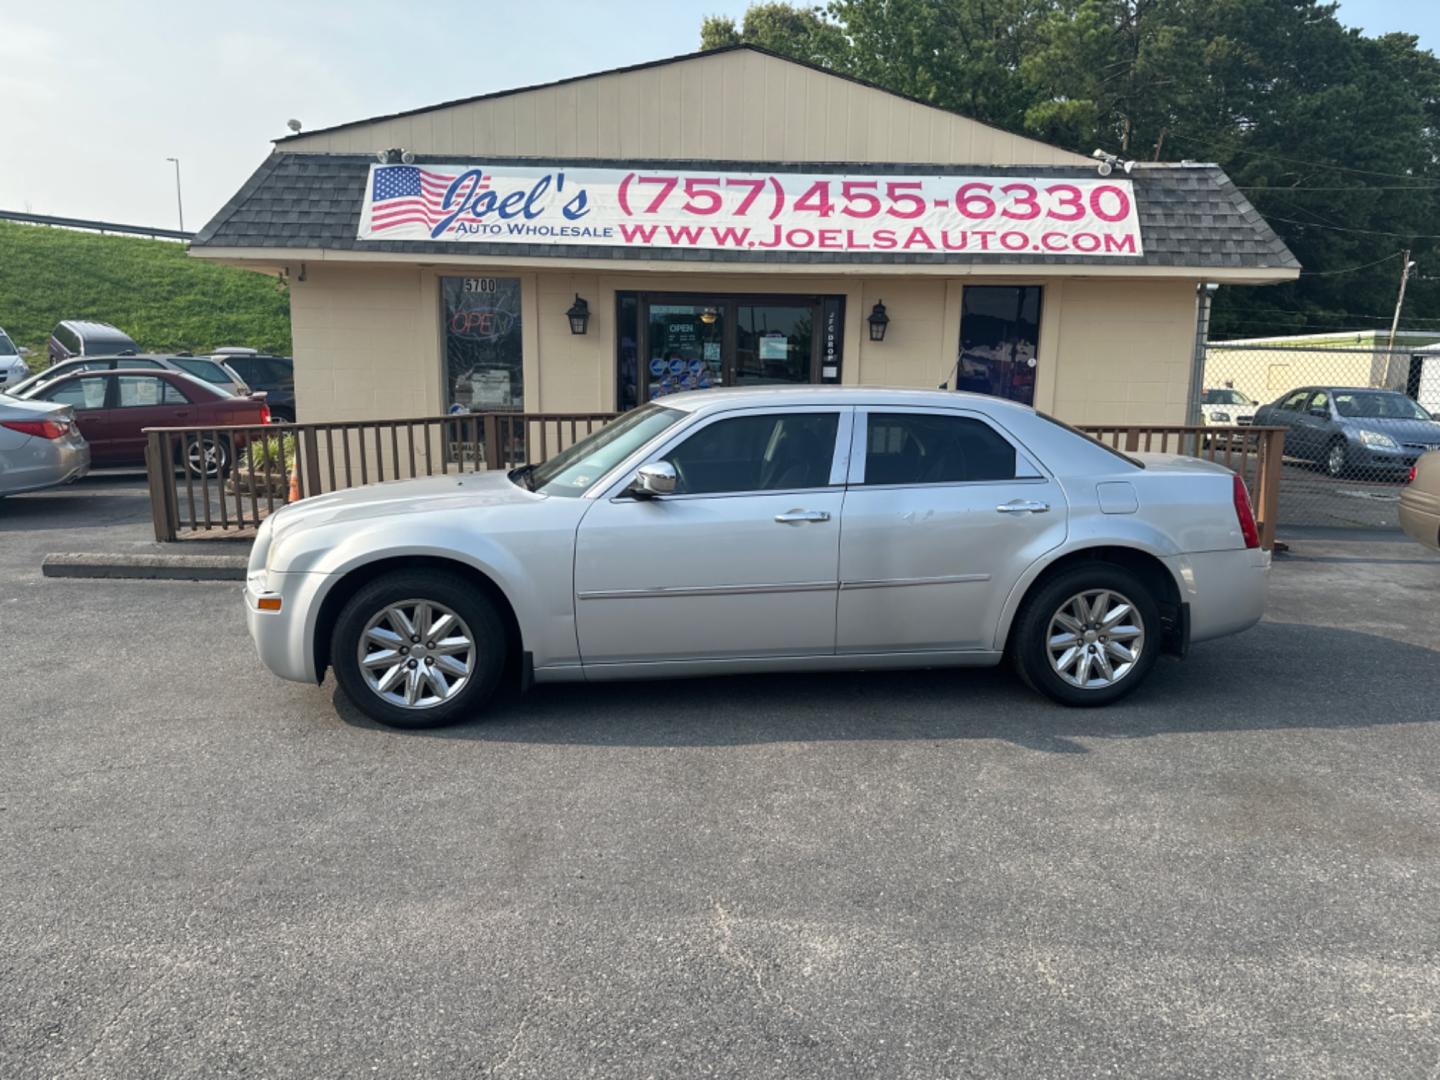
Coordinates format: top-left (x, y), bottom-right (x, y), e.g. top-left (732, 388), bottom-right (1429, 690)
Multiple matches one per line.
top-left (867, 300), bottom-right (890, 343)
top-left (699, 306), bottom-right (720, 325)
top-left (566, 294), bottom-right (591, 335)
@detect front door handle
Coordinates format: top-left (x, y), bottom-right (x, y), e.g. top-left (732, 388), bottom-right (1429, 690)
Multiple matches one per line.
top-left (996, 500), bottom-right (1050, 514)
top-left (774, 509), bottom-right (831, 525)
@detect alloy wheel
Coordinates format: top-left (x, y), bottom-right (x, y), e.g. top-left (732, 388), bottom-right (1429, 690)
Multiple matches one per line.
top-left (186, 437), bottom-right (227, 477)
top-left (1326, 441), bottom-right (1346, 477)
top-left (1046, 589), bottom-right (1146, 690)
top-left (358, 599), bottom-right (476, 709)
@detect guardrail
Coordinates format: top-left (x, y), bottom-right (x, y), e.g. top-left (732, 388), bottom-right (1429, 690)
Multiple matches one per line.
top-left (143, 413), bottom-right (1285, 550)
top-left (143, 411), bottom-right (616, 541)
top-left (1079, 424), bottom-right (1286, 550)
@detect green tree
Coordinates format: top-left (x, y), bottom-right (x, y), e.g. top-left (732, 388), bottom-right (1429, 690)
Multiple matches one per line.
top-left (702, 0), bottom-right (1440, 339)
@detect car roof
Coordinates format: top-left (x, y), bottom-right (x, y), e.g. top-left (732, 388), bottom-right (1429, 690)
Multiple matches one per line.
top-left (58, 320), bottom-right (134, 336)
top-left (654, 385), bottom-right (1038, 416)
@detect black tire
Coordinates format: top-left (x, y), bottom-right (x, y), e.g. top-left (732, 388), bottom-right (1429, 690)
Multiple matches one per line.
top-left (330, 569), bottom-right (507, 729)
top-left (1011, 563), bottom-right (1161, 707)
top-left (1324, 438), bottom-right (1348, 478)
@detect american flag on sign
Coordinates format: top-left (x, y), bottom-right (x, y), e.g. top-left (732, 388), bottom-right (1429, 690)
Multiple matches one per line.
top-left (369, 166), bottom-right (483, 233)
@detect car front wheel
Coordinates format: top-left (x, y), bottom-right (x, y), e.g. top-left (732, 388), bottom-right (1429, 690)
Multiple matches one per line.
top-left (1012, 564), bottom-right (1160, 707)
top-left (330, 570), bottom-right (507, 729)
top-left (1324, 438), bottom-right (1348, 478)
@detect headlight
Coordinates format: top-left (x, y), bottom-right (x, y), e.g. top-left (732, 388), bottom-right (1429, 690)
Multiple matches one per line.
top-left (1358, 430), bottom-right (1398, 449)
top-left (1211, 411), bottom-right (1231, 423)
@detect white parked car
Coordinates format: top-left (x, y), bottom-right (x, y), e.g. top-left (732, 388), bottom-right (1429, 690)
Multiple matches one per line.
top-left (0, 327), bottom-right (30, 390)
top-left (1199, 387), bottom-right (1259, 426)
top-left (245, 387), bottom-right (1269, 728)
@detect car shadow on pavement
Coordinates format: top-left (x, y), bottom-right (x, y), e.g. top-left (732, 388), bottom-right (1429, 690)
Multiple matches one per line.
top-left (0, 472), bottom-right (152, 532)
top-left (330, 621), bottom-right (1440, 753)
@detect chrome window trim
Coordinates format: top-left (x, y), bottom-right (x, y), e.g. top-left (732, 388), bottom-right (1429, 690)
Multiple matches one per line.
top-left (848, 405), bottom-right (1049, 487)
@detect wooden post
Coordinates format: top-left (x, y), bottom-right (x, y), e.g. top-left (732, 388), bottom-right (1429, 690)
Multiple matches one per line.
top-left (1124, 428), bottom-right (1140, 453)
top-left (1254, 427), bottom-right (1285, 551)
top-left (482, 413), bottom-right (502, 471)
top-left (301, 427), bottom-right (322, 497)
top-left (144, 431), bottom-right (179, 542)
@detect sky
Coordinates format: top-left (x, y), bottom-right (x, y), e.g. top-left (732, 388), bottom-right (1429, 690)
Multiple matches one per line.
top-left (0, 0), bottom-right (1433, 231)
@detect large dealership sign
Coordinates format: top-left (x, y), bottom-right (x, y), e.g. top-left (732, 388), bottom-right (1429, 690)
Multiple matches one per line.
top-left (358, 164), bottom-right (1144, 257)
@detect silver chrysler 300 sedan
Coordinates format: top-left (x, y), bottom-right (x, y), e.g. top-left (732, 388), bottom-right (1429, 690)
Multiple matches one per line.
top-left (246, 387), bottom-right (1269, 728)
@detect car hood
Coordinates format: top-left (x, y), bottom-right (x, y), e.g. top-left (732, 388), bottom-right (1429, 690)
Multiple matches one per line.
top-left (269, 470), bottom-right (538, 542)
top-left (1342, 417), bottom-right (1440, 443)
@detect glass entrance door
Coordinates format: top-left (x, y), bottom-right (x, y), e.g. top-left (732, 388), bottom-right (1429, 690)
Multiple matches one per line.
top-left (644, 304), bottom-right (724, 401)
top-left (735, 304), bottom-right (815, 387)
top-left (957, 285), bottom-right (1043, 406)
top-left (635, 295), bottom-right (823, 403)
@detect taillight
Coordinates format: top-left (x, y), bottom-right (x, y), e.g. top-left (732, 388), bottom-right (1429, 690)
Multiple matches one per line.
top-left (1, 418), bottom-right (70, 440)
top-left (1233, 474), bottom-right (1260, 549)
top-left (1408, 466), bottom-right (1417, 484)
top-left (258, 403), bottom-right (272, 425)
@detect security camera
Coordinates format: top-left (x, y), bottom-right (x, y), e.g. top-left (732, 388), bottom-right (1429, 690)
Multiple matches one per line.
top-left (1097, 159), bottom-right (1114, 177)
top-left (376, 150), bottom-right (390, 164)
top-left (400, 150), bottom-right (415, 165)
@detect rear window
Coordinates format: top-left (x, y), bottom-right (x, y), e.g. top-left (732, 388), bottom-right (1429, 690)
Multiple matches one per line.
top-left (1037, 412), bottom-right (1144, 468)
top-left (174, 359), bottom-right (229, 384)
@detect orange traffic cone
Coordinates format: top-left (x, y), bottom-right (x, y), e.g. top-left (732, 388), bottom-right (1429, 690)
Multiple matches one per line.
top-left (288, 461), bottom-right (301, 503)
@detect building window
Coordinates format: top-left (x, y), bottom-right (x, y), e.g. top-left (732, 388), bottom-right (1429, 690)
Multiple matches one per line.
top-left (442, 276), bottom-right (523, 411)
top-left (957, 286), bottom-right (1042, 406)
top-left (617, 293), bottom-right (640, 412)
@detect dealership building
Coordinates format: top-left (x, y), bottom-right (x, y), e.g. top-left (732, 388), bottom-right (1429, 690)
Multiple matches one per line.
top-left (193, 45), bottom-right (1298, 426)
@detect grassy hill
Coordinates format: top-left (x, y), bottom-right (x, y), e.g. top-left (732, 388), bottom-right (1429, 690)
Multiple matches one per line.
top-left (0, 220), bottom-right (291, 363)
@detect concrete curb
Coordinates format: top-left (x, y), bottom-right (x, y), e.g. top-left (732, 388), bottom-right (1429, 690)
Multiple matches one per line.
top-left (42, 552), bottom-right (248, 582)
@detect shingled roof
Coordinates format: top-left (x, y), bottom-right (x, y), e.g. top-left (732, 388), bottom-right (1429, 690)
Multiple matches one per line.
top-left (193, 153), bottom-right (1298, 272)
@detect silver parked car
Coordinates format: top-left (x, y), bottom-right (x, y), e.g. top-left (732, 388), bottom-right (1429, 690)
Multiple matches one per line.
top-left (245, 387), bottom-right (1270, 728)
top-left (1254, 386), bottom-right (1440, 478)
top-left (0, 327), bottom-right (30, 390)
top-left (0, 393), bottom-right (89, 496)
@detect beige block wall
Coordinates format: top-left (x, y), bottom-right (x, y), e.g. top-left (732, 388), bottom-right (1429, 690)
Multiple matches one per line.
top-left (289, 264), bottom-right (1202, 427)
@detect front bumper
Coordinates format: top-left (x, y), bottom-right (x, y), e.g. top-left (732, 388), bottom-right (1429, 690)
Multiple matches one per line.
top-left (245, 568), bottom-right (331, 683)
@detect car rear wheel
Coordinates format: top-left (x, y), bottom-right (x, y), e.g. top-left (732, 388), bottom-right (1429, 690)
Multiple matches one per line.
top-left (179, 435), bottom-right (231, 477)
top-left (330, 570), bottom-right (507, 729)
top-left (1012, 564), bottom-right (1160, 707)
top-left (1324, 438), bottom-right (1348, 478)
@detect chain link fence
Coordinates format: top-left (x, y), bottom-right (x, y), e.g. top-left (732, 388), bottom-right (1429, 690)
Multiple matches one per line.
top-left (1200, 343), bottom-right (1440, 529)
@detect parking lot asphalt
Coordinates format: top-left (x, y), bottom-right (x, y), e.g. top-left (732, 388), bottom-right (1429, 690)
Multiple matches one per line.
top-left (3, 477), bottom-right (1440, 1078)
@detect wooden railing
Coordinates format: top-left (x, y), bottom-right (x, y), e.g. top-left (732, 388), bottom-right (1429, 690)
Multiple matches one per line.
top-left (143, 413), bottom-right (1285, 550)
top-left (143, 411), bottom-right (617, 541)
top-left (1079, 424), bottom-right (1286, 550)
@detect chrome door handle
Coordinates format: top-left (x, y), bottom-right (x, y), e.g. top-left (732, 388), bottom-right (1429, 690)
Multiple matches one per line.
top-left (774, 509), bottom-right (831, 525)
top-left (996, 500), bottom-right (1050, 514)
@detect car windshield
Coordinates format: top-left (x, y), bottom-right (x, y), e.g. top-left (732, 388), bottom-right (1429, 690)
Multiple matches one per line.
top-left (0, 331), bottom-right (16, 356)
top-left (1332, 391), bottom-right (1430, 420)
top-left (1204, 389), bottom-right (1254, 405)
top-left (526, 405), bottom-right (684, 498)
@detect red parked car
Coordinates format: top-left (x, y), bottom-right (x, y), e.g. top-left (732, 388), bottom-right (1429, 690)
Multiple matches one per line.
top-left (18, 368), bottom-right (269, 473)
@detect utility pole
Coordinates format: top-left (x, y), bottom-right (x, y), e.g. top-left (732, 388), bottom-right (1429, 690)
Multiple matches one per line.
top-left (1386, 248), bottom-right (1415, 352)
top-left (165, 157), bottom-right (185, 233)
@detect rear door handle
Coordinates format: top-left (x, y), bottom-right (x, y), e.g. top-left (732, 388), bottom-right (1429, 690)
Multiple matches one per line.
top-left (996, 500), bottom-right (1050, 514)
top-left (774, 509), bottom-right (831, 525)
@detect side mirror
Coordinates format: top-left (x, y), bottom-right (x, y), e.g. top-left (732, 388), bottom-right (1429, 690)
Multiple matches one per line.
top-left (1431, 412), bottom-right (1440, 422)
top-left (628, 461), bottom-right (677, 498)
top-left (17, 346), bottom-right (30, 357)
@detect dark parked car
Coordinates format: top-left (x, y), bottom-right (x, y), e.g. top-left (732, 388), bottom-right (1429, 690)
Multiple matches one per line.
top-left (17, 368), bottom-right (269, 474)
top-left (8, 354), bottom-right (249, 399)
top-left (47, 320), bottom-right (138, 363)
top-left (212, 351), bottom-right (294, 420)
top-left (1254, 385), bottom-right (1440, 478)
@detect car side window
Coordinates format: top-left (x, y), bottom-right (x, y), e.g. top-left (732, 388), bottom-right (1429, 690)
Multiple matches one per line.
top-left (41, 376), bottom-right (108, 409)
top-left (862, 413), bottom-right (1018, 485)
top-left (1280, 390), bottom-right (1310, 412)
top-left (665, 412), bottom-right (839, 495)
top-left (259, 358), bottom-right (292, 382)
top-left (1308, 391), bottom-right (1330, 413)
top-left (115, 376), bottom-right (177, 407)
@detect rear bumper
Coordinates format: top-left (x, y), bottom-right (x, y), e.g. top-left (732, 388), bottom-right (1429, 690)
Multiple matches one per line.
top-left (1162, 546), bottom-right (1269, 645)
top-left (0, 438), bottom-right (89, 496)
top-left (1399, 492), bottom-right (1440, 552)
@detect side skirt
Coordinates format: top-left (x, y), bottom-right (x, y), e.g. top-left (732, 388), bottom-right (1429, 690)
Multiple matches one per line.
top-left (553, 650), bottom-right (1006, 684)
